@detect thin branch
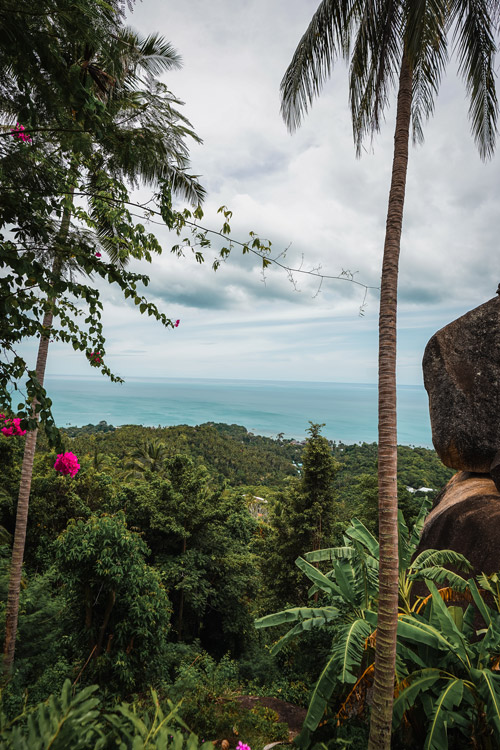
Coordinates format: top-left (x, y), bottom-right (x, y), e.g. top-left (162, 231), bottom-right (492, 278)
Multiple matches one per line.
top-left (70, 191), bottom-right (380, 293)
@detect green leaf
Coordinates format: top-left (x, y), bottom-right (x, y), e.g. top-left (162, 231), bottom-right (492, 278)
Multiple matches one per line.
top-left (468, 578), bottom-right (493, 628)
top-left (392, 668), bottom-right (442, 728)
top-left (345, 518), bottom-right (379, 557)
top-left (255, 605), bottom-right (338, 631)
top-left (294, 556), bottom-right (342, 596)
top-left (413, 566), bottom-right (469, 593)
top-left (268, 611), bottom-right (339, 656)
top-left (426, 580), bottom-right (470, 662)
top-left (303, 546), bottom-right (356, 563)
top-left (296, 617), bottom-right (372, 745)
top-left (424, 678), bottom-right (464, 750)
top-left (474, 669), bottom-right (500, 738)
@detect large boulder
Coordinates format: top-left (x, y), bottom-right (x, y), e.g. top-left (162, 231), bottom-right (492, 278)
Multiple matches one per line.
top-left (423, 293), bottom-right (500, 472)
top-left (418, 471), bottom-right (500, 574)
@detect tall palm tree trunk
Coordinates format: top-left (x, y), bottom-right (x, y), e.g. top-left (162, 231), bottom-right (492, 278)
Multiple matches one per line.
top-left (3, 202), bottom-right (72, 678)
top-left (368, 52), bottom-right (412, 750)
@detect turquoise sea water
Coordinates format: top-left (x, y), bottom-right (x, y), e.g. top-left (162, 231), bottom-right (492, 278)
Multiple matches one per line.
top-left (44, 376), bottom-right (432, 447)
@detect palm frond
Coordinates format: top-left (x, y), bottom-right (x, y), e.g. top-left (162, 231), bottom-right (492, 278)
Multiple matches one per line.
top-left (349, 0), bottom-right (402, 154)
top-left (407, 0), bottom-right (449, 145)
top-left (280, 0), bottom-right (359, 132)
top-left (451, 0), bottom-right (498, 159)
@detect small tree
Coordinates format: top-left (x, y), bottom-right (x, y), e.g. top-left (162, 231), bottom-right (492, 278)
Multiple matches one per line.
top-left (54, 512), bottom-right (170, 691)
top-left (263, 423), bottom-right (340, 607)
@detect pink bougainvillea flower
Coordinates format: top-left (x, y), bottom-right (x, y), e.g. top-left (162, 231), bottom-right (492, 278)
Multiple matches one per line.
top-left (54, 452), bottom-right (80, 477)
top-left (174, 319), bottom-right (180, 327)
top-left (236, 743), bottom-right (251, 750)
top-left (89, 351), bottom-right (102, 365)
top-left (0, 416), bottom-right (26, 437)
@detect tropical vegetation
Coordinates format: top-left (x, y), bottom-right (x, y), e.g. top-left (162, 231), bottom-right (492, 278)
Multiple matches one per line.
top-left (0, 420), bottom-right (473, 747)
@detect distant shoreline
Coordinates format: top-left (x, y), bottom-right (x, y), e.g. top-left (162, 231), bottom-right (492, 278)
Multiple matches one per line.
top-left (44, 377), bottom-right (433, 448)
top-left (61, 419), bottom-right (435, 451)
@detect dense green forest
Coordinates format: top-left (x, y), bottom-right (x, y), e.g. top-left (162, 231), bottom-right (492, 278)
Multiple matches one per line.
top-left (0, 422), bottom-right (455, 747)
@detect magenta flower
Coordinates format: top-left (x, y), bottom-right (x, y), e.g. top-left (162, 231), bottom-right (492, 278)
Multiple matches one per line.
top-left (95, 252), bottom-right (101, 258)
top-left (11, 123), bottom-right (32, 143)
top-left (236, 743), bottom-right (251, 750)
top-left (89, 350), bottom-right (102, 365)
top-left (0, 416), bottom-right (26, 437)
top-left (174, 319), bottom-right (180, 327)
top-left (54, 452), bottom-right (80, 477)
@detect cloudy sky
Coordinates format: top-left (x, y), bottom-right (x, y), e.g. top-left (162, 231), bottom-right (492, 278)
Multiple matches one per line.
top-left (40, 0), bottom-right (500, 385)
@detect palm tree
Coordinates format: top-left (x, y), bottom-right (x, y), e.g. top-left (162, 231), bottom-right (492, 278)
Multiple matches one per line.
top-left (124, 438), bottom-right (169, 477)
top-left (280, 2), bottom-right (497, 747)
top-left (2, 24), bottom-right (204, 677)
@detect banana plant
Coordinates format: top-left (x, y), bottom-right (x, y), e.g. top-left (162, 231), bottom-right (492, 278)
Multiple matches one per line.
top-left (255, 501), bottom-right (473, 748)
top-left (255, 550), bottom-right (377, 749)
top-left (393, 579), bottom-right (500, 749)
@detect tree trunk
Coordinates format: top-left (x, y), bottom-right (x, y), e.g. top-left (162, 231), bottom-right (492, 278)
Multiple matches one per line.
top-left (94, 589), bottom-right (116, 658)
top-left (367, 52), bottom-right (412, 750)
top-left (177, 535), bottom-right (187, 641)
top-left (2, 200), bottom-right (72, 679)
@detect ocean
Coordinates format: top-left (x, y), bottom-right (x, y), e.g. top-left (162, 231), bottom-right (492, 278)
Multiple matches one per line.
top-left (44, 376), bottom-right (433, 447)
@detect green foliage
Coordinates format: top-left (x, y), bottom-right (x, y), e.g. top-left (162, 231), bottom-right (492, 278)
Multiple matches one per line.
top-left (393, 580), bottom-right (500, 748)
top-left (0, 678), bottom-right (210, 750)
top-left (256, 502), bottom-right (473, 748)
top-left (0, 0), bottom-right (204, 436)
top-left (71, 422), bottom-right (301, 487)
top-left (165, 652), bottom-right (288, 746)
top-left (262, 424), bottom-right (342, 608)
top-left (0, 423), bottom-right (463, 740)
top-left (54, 513), bottom-right (171, 691)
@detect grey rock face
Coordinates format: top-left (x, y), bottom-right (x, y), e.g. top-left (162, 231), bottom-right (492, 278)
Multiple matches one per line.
top-left (422, 295), bottom-right (500, 472)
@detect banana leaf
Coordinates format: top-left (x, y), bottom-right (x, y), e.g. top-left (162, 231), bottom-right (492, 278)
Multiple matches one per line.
top-left (392, 668), bottom-right (442, 728)
top-left (255, 605), bottom-right (339, 629)
top-left (294, 556), bottom-right (343, 596)
top-left (303, 546), bottom-right (356, 563)
top-left (269, 611), bottom-right (340, 656)
top-left (345, 518), bottom-right (379, 557)
top-left (473, 668), bottom-right (500, 738)
top-left (295, 617), bottom-right (373, 749)
top-left (424, 678), bottom-right (464, 750)
top-left (411, 548), bottom-right (472, 573)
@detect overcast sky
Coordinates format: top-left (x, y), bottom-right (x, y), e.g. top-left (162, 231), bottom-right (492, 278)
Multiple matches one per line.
top-left (39, 0), bottom-right (500, 385)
